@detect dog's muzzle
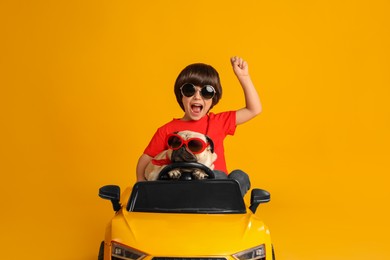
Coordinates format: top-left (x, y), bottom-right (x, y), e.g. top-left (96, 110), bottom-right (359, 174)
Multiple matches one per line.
top-left (171, 146), bottom-right (197, 163)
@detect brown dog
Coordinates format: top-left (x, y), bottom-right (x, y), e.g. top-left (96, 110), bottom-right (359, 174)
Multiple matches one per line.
top-left (144, 130), bottom-right (217, 181)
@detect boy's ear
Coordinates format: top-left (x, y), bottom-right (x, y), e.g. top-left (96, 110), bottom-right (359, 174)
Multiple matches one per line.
top-left (205, 135), bottom-right (214, 153)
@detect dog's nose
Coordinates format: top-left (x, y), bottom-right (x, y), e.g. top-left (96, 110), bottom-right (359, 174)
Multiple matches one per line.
top-left (171, 147), bottom-right (197, 162)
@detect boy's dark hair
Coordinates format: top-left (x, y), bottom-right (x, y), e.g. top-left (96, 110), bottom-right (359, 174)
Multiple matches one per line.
top-left (174, 63), bottom-right (222, 111)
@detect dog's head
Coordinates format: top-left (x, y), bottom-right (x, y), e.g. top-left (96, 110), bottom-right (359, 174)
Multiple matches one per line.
top-left (167, 130), bottom-right (217, 168)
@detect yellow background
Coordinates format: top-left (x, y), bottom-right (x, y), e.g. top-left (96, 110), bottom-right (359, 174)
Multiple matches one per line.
top-left (1, 0), bottom-right (389, 259)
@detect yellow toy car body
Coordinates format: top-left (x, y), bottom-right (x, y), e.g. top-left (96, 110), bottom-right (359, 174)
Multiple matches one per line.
top-left (99, 163), bottom-right (274, 260)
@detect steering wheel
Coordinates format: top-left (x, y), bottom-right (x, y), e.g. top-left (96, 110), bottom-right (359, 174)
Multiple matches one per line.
top-left (158, 162), bottom-right (215, 180)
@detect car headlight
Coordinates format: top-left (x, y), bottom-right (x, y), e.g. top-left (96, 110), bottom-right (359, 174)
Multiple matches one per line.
top-left (111, 242), bottom-right (147, 260)
top-left (232, 244), bottom-right (266, 260)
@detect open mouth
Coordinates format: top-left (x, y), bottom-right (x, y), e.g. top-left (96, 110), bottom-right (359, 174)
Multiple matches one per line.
top-left (191, 104), bottom-right (203, 114)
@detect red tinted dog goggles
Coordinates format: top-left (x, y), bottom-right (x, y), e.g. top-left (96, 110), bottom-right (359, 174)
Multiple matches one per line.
top-left (167, 133), bottom-right (210, 154)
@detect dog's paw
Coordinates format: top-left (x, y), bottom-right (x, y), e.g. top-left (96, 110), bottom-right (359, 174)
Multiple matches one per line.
top-left (193, 169), bottom-right (208, 180)
top-left (168, 169), bottom-right (182, 179)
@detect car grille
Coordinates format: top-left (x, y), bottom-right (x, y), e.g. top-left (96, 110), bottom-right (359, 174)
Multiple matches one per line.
top-left (152, 257), bottom-right (226, 260)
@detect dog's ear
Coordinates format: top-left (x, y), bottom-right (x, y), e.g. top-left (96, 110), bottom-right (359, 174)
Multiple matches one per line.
top-left (205, 135), bottom-right (215, 153)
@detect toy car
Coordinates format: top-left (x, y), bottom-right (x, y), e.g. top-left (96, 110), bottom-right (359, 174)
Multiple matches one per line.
top-left (98, 162), bottom-right (275, 260)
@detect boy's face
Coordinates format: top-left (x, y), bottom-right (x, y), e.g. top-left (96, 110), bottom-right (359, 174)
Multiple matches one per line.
top-left (181, 86), bottom-right (213, 121)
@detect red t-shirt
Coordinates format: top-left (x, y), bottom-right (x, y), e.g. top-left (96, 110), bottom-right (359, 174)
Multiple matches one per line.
top-left (144, 111), bottom-right (236, 174)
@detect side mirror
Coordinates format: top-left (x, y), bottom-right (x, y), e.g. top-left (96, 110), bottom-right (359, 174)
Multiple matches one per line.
top-left (99, 185), bottom-right (121, 211)
top-left (249, 188), bottom-right (270, 213)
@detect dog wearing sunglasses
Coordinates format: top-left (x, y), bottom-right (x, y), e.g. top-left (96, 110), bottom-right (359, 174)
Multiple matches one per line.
top-left (144, 130), bottom-right (217, 181)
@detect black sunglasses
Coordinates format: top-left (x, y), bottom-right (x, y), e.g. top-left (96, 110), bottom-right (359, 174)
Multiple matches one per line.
top-left (180, 83), bottom-right (216, 100)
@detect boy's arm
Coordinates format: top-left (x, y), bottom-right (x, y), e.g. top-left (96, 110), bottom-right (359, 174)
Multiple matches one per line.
top-left (230, 56), bottom-right (262, 125)
top-left (136, 153), bottom-right (152, 181)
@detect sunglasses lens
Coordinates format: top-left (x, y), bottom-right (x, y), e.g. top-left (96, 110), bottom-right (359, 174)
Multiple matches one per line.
top-left (188, 139), bottom-right (205, 153)
top-left (181, 83), bottom-right (196, 97)
top-left (167, 135), bottom-right (182, 149)
top-left (201, 85), bottom-right (215, 99)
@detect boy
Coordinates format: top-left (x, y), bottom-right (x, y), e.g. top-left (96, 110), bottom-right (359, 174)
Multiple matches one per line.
top-left (136, 56), bottom-right (261, 195)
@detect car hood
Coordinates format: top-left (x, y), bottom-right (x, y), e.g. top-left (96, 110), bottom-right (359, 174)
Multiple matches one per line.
top-left (110, 210), bottom-right (270, 256)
